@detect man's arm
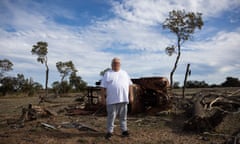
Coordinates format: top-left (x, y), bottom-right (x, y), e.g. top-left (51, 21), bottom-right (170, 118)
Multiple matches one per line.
top-left (129, 85), bottom-right (134, 103)
top-left (101, 88), bottom-right (106, 105)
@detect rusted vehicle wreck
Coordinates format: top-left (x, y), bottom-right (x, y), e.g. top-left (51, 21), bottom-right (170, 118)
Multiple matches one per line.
top-left (91, 77), bottom-right (170, 114)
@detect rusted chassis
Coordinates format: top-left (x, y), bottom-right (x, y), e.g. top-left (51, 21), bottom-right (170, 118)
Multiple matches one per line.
top-left (130, 77), bottom-right (170, 113)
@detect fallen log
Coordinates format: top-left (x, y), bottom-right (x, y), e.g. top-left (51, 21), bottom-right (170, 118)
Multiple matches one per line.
top-left (183, 94), bottom-right (229, 132)
top-left (44, 107), bottom-right (58, 116)
top-left (228, 89), bottom-right (240, 97)
top-left (7, 104), bottom-right (58, 128)
top-left (60, 122), bottom-right (98, 132)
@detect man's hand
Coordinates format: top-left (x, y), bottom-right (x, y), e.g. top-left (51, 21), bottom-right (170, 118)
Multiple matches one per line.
top-left (129, 85), bottom-right (134, 103)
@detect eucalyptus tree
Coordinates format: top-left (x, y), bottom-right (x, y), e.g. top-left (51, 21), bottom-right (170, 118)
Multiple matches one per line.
top-left (69, 72), bottom-right (87, 92)
top-left (163, 10), bottom-right (203, 88)
top-left (56, 61), bottom-right (77, 93)
top-left (31, 41), bottom-right (49, 96)
top-left (56, 61), bottom-right (77, 83)
top-left (0, 59), bottom-right (13, 78)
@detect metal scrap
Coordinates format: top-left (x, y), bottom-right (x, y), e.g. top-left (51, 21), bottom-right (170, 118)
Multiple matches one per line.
top-left (41, 122), bottom-right (57, 130)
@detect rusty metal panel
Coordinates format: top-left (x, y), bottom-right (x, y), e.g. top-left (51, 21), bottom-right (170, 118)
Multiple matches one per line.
top-left (132, 77), bottom-right (169, 92)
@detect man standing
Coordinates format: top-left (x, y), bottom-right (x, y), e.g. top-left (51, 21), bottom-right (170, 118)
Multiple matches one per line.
top-left (101, 57), bottom-right (133, 139)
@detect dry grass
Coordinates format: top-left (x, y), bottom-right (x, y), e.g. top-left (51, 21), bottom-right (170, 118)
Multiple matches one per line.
top-left (0, 88), bottom-right (238, 144)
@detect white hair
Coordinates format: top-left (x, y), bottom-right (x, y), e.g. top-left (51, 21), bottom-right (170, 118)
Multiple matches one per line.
top-left (111, 57), bottom-right (121, 64)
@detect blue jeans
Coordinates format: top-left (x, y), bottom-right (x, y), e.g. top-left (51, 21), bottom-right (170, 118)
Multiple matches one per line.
top-left (106, 102), bottom-right (128, 133)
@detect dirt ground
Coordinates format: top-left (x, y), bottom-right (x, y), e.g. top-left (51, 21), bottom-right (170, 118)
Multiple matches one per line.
top-left (0, 88), bottom-right (239, 144)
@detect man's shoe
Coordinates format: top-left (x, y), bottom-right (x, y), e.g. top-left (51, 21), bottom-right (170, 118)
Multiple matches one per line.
top-left (105, 132), bottom-right (113, 140)
top-left (122, 131), bottom-right (130, 137)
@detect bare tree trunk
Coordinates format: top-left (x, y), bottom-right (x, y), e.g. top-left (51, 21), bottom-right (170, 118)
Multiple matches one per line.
top-left (170, 37), bottom-right (181, 88)
top-left (182, 63), bottom-right (190, 99)
top-left (60, 74), bottom-right (66, 95)
top-left (45, 61), bottom-right (49, 97)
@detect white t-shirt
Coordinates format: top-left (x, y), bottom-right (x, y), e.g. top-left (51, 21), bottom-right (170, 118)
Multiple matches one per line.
top-left (100, 69), bottom-right (133, 105)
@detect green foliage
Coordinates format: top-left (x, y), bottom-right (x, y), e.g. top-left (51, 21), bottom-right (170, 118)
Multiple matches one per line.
top-left (56, 61), bottom-right (77, 82)
top-left (221, 77), bottom-right (240, 87)
top-left (19, 76), bottom-right (43, 96)
top-left (186, 80), bottom-right (209, 88)
top-left (0, 77), bottom-right (16, 95)
top-left (52, 63), bottom-right (87, 94)
top-left (69, 72), bottom-right (87, 91)
top-left (0, 59), bottom-right (13, 78)
top-left (173, 81), bottom-right (180, 89)
top-left (51, 81), bottom-right (72, 94)
top-left (174, 77), bottom-right (240, 88)
top-left (52, 73), bottom-right (87, 95)
top-left (165, 45), bottom-right (176, 56)
top-left (51, 81), bottom-right (61, 94)
top-left (163, 10), bottom-right (203, 41)
top-left (59, 81), bottom-right (71, 94)
top-left (0, 74), bottom-right (43, 96)
top-left (31, 41), bottom-right (48, 64)
top-left (55, 60), bottom-right (85, 94)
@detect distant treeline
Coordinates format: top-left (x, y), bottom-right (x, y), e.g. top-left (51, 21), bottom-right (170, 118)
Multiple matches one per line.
top-left (1, 58), bottom-right (239, 96)
top-left (173, 77), bottom-right (240, 88)
top-left (0, 73), bottom-right (87, 96)
top-left (0, 58), bottom-right (87, 96)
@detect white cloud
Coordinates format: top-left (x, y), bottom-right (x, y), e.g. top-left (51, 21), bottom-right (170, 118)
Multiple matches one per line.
top-left (0, 0), bottom-right (239, 86)
top-left (111, 0), bottom-right (240, 25)
top-left (179, 29), bottom-right (240, 84)
top-left (186, 29), bottom-right (240, 65)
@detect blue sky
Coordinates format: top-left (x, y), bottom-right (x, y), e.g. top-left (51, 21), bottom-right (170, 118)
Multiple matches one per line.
top-left (0, 0), bottom-right (240, 86)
